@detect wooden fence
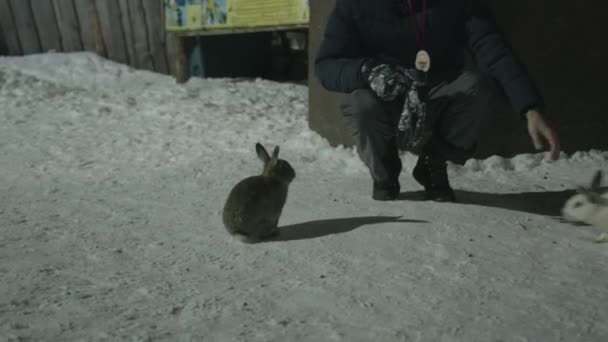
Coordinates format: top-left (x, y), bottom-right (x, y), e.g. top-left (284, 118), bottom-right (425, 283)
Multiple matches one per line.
top-left (0, 0), bottom-right (181, 77)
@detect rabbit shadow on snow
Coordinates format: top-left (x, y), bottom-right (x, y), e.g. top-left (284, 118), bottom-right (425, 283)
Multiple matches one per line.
top-left (401, 170), bottom-right (608, 242)
top-left (222, 142), bottom-right (428, 243)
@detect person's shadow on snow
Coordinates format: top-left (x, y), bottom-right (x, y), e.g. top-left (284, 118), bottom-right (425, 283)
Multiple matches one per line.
top-left (267, 216), bottom-right (428, 242)
top-left (398, 188), bottom-right (590, 217)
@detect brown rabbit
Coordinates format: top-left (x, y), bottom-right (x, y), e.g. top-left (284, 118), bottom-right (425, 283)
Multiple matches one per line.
top-left (222, 142), bottom-right (296, 243)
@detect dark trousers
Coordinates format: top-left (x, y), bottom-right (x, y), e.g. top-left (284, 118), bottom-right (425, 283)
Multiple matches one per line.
top-left (341, 70), bottom-right (496, 184)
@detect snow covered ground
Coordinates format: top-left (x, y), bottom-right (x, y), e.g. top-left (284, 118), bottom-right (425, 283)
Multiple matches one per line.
top-left (0, 52), bottom-right (607, 341)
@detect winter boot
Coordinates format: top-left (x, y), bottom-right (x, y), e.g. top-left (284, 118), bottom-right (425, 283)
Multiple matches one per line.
top-left (373, 180), bottom-right (400, 201)
top-left (412, 154), bottom-right (456, 202)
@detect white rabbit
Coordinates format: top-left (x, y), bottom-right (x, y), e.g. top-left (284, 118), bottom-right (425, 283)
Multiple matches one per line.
top-left (561, 170), bottom-right (608, 243)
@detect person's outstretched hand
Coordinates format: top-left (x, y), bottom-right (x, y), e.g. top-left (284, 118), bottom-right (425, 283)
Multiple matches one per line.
top-left (526, 109), bottom-right (560, 160)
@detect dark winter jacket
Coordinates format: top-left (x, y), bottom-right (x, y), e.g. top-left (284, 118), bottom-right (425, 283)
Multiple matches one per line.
top-left (314, 0), bottom-right (544, 115)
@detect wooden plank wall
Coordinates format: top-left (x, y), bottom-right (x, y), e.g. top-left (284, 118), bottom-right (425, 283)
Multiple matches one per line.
top-left (0, 0), bottom-right (178, 77)
top-left (142, 0), bottom-right (168, 74)
top-left (54, 0), bottom-right (84, 51)
top-left (9, 0), bottom-right (41, 54)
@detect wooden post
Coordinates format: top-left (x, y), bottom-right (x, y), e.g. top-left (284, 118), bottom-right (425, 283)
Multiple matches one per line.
top-left (163, 0), bottom-right (189, 82)
top-left (173, 35), bottom-right (190, 83)
top-left (189, 37), bottom-right (203, 78)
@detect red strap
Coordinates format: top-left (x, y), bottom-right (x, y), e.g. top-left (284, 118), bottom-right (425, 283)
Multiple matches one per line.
top-left (406, 0), bottom-right (427, 49)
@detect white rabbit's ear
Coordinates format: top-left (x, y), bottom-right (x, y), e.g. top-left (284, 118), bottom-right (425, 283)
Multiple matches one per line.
top-left (589, 192), bottom-right (608, 206)
top-left (576, 187), bottom-right (596, 204)
top-left (590, 170), bottom-right (603, 191)
top-left (256, 143), bottom-right (270, 163)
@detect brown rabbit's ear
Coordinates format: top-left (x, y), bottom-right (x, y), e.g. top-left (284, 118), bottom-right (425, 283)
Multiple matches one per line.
top-left (590, 170), bottom-right (603, 191)
top-left (272, 146), bottom-right (280, 159)
top-left (269, 146), bottom-right (279, 167)
top-left (256, 143), bottom-right (270, 163)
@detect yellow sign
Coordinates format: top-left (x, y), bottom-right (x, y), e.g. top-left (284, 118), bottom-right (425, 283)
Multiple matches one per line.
top-left (165, 0), bottom-right (309, 31)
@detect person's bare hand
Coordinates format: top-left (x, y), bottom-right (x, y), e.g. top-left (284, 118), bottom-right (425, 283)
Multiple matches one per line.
top-left (526, 109), bottom-right (560, 160)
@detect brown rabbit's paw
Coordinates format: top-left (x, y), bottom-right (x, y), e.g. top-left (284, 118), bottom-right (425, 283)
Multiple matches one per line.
top-left (231, 233), bottom-right (256, 244)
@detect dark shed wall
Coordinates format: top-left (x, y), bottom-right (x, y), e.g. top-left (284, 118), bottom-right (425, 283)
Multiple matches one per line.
top-left (307, 0), bottom-right (354, 148)
top-left (308, 0), bottom-right (608, 158)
